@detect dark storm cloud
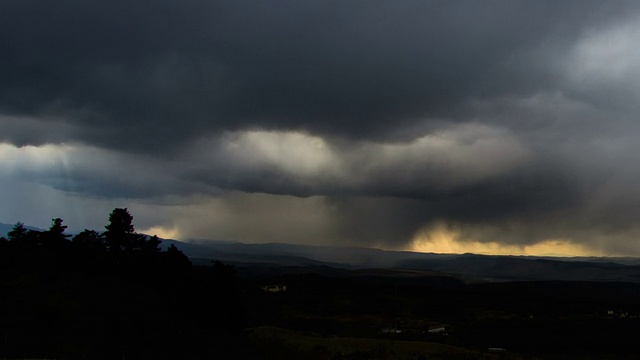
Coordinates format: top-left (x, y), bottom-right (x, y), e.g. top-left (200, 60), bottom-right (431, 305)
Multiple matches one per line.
top-left (2, 0), bottom-right (637, 150)
top-left (0, 115), bottom-right (82, 146)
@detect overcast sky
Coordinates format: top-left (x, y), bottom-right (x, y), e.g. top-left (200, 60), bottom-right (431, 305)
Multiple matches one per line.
top-left (2, 0), bottom-right (640, 256)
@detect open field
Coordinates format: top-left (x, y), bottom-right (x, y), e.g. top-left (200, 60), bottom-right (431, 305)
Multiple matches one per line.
top-left (236, 264), bottom-right (640, 359)
top-left (247, 325), bottom-right (531, 360)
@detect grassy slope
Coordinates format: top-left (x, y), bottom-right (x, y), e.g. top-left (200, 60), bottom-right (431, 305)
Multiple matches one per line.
top-left (247, 325), bottom-right (535, 360)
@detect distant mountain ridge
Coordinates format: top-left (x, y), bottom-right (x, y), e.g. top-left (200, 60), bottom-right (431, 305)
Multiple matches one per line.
top-left (161, 238), bottom-right (640, 283)
top-left (5, 220), bottom-right (640, 283)
top-left (0, 222), bottom-right (44, 237)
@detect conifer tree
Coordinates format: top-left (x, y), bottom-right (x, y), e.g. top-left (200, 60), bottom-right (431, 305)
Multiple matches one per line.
top-left (104, 208), bottom-right (135, 253)
top-left (43, 218), bottom-right (71, 248)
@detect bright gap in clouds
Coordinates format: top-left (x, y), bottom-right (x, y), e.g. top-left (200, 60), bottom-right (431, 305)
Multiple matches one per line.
top-left (410, 222), bottom-right (607, 257)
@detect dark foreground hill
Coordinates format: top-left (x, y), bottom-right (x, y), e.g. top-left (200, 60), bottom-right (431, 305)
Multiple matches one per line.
top-left (5, 215), bottom-right (640, 359)
top-left (4, 231), bottom-right (640, 359)
top-left (156, 239), bottom-right (640, 358)
top-left (234, 262), bottom-right (640, 359)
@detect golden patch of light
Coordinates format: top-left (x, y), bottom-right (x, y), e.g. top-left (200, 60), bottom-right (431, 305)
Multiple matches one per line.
top-left (410, 223), bottom-right (605, 257)
top-left (140, 226), bottom-right (181, 240)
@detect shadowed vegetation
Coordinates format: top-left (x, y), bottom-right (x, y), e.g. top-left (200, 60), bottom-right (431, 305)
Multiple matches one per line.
top-left (0, 209), bottom-right (259, 359)
top-left (3, 210), bottom-right (640, 359)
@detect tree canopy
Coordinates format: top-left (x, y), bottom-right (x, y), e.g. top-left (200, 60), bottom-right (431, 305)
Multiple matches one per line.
top-left (0, 208), bottom-right (247, 359)
top-left (2, 208), bottom-right (190, 270)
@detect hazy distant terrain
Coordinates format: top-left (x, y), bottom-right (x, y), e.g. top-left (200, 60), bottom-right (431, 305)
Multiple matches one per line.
top-left (160, 237), bottom-right (640, 283)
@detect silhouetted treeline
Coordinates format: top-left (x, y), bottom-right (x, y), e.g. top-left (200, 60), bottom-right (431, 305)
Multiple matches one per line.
top-left (1, 208), bottom-right (190, 272)
top-left (0, 208), bottom-right (260, 359)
